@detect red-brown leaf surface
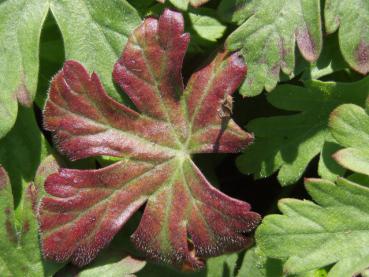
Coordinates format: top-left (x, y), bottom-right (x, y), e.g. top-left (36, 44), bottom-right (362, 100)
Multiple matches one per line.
top-left (39, 9), bottom-right (260, 270)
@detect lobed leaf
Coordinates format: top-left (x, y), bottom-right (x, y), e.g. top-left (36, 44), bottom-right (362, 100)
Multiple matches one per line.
top-left (39, 9), bottom-right (260, 270)
top-left (49, 0), bottom-right (142, 102)
top-left (0, 0), bottom-right (49, 138)
top-left (257, 177), bottom-right (369, 276)
top-left (329, 104), bottom-right (369, 175)
top-left (222, 0), bottom-right (322, 96)
top-left (0, 166), bottom-right (60, 277)
top-left (237, 77), bottom-right (369, 185)
top-left (325, 0), bottom-right (369, 75)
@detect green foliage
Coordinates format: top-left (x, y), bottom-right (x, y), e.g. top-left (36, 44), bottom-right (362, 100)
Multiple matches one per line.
top-left (325, 0), bottom-right (369, 75)
top-left (0, 166), bottom-right (61, 276)
top-left (1, 0), bottom-right (369, 276)
top-left (221, 0), bottom-right (322, 96)
top-left (329, 104), bottom-right (369, 175)
top-left (0, 0), bottom-right (49, 139)
top-left (257, 177), bottom-right (369, 276)
top-left (49, 0), bottom-right (141, 102)
top-left (237, 78), bottom-right (369, 185)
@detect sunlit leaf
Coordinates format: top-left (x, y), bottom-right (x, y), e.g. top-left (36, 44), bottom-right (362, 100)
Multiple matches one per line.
top-left (0, 0), bottom-right (49, 138)
top-left (221, 0), bottom-right (322, 96)
top-left (257, 177), bottom-right (369, 276)
top-left (325, 0), bottom-right (369, 75)
top-left (329, 104), bottom-right (369, 175)
top-left (236, 77), bottom-right (369, 185)
top-left (38, 9), bottom-right (260, 270)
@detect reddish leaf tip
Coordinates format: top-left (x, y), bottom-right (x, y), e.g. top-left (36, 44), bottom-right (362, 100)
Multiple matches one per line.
top-left (0, 166), bottom-right (8, 190)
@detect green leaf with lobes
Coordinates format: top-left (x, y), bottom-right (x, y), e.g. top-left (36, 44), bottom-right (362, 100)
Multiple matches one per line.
top-left (256, 177), bottom-right (369, 276)
top-left (0, 166), bottom-right (60, 277)
top-left (49, 0), bottom-right (142, 102)
top-left (38, 9), bottom-right (260, 270)
top-left (220, 0), bottom-right (322, 96)
top-left (325, 0), bottom-right (369, 75)
top-left (329, 104), bottom-right (369, 176)
top-left (0, 0), bottom-right (49, 139)
top-left (236, 77), bottom-right (369, 186)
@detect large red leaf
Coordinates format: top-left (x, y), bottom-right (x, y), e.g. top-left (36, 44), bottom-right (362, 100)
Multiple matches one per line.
top-left (39, 9), bottom-right (260, 270)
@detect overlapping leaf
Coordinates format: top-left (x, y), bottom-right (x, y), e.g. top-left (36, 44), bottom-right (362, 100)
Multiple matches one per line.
top-left (0, 0), bottom-right (49, 139)
top-left (220, 0), bottom-right (322, 96)
top-left (325, 0), bottom-right (369, 75)
top-left (0, 166), bottom-right (60, 277)
top-left (0, 107), bottom-right (50, 207)
top-left (49, 0), bottom-right (141, 102)
top-left (236, 77), bottom-right (369, 185)
top-left (329, 104), bottom-right (369, 176)
top-left (38, 9), bottom-right (260, 270)
top-left (257, 177), bottom-right (369, 276)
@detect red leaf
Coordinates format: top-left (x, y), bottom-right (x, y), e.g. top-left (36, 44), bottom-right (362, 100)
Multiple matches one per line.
top-left (39, 9), bottom-right (260, 270)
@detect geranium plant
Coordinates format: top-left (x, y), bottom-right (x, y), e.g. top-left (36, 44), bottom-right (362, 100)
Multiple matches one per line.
top-left (0, 0), bottom-right (369, 276)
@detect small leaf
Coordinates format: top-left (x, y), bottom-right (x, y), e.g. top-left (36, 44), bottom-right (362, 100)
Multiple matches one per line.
top-left (237, 77), bottom-right (369, 185)
top-left (78, 251), bottom-right (145, 277)
top-left (0, 0), bottom-right (49, 138)
top-left (257, 177), bottom-right (369, 276)
top-left (0, 166), bottom-right (61, 276)
top-left (325, 0), bottom-right (369, 74)
top-left (223, 0), bottom-right (322, 96)
top-left (39, 9), bottom-right (260, 270)
top-left (329, 104), bottom-right (369, 175)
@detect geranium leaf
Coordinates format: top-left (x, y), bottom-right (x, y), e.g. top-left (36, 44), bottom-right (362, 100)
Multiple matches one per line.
top-left (257, 177), bottom-right (369, 276)
top-left (329, 104), bottom-right (369, 175)
top-left (236, 77), bottom-right (369, 185)
top-left (325, 0), bottom-right (369, 74)
top-left (39, 9), bottom-right (260, 270)
top-left (0, 166), bottom-right (60, 276)
top-left (222, 0), bottom-right (322, 96)
top-left (49, 0), bottom-right (141, 102)
top-left (0, 0), bottom-right (49, 138)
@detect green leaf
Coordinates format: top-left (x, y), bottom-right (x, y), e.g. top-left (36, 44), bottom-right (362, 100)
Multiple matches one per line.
top-left (217, 0), bottom-right (259, 24)
top-left (236, 78), bottom-right (369, 185)
top-left (325, 0), bottom-right (369, 75)
top-left (329, 104), bottom-right (369, 175)
top-left (257, 177), bottom-right (369, 276)
top-left (78, 251), bottom-right (145, 277)
top-left (49, 0), bottom-right (141, 102)
top-left (0, 107), bottom-right (50, 208)
top-left (223, 0), bottom-right (322, 96)
top-left (0, 166), bottom-right (60, 277)
top-left (0, 0), bottom-right (49, 138)
top-left (206, 253), bottom-right (238, 277)
top-left (237, 247), bottom-right (283, 277)
top-left (317, 140), bottom-right (345, 181)
top-left (188, 8), bottom-right (226, 44)
top-left (300, 33), bottom-right (349, 81)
